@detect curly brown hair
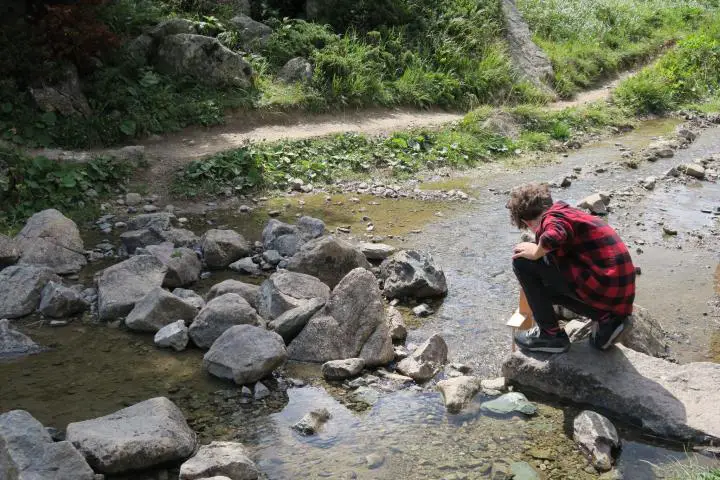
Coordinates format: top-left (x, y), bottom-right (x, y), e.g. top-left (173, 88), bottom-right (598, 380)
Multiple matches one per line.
top-left (506, 183), bottom-right (554, 229)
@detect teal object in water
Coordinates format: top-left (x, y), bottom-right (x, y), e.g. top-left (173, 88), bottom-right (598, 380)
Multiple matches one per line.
top-left (481, 392), bottom-right (537, 415)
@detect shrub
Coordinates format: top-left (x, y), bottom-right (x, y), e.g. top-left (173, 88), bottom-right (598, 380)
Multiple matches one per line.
top-left (264, 19), bottom-right (338, 67)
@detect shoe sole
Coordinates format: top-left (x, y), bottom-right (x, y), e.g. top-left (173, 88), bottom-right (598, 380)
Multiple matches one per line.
top-left (599, 317), bottom-right (633, 350)
top-left (517, 345), bottom-right (570, 354)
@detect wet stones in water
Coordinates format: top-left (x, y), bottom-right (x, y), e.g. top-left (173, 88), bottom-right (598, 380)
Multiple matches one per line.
top-left (97, 255), bottom-right (167, 321)
top-left (268, 297), bottom-right (325, 344)
top-left (206, 279), bottom-right (260, 310)
top-left (173, 288), bottom-right (206, 311)
top-left (349, 386), bottom-right (380, 407)
top-left (178, 441), bottom-right (260, 480)
top-left (38, 280), bottom-right (88, 318)
top-left (203, 324), bottom-right (287, 385)
top-left (386, 306), bottom-right (407, 342)
top-left (189, 293), bottom-right (262, 349)
top-left (357, 242), bottom-right (397, 261)
top-left (0, 318), bottom-right (43, 358)
top-left (322, 358), bottom-right (365, 380)
top-left (229, 257), bottom-right (262, 276)
top-left (480, 377), bottom-right (507, 396)
top-left (66, 397), bottom-right (196, 474)
top-left (366, 453), bottom-right (385, 469)
top-left (510, 461), bottom-right (540, 480)
top-left (641, 176), bottom-right (657, 190)
top-left (0, 265), bottom-right (60, 319)
top-left (254, 382), bottom-right (271, 400)
top-left (396, 333), bottom-right (448, 382)
top-left (15, 209), bottom-right (87, 274)
top-left (125, 287), bottom-right (197, 333)
top-left (573, 410), bottom-right (621, 472)
top-left (481, 392), bottom-right (537, 415)
top-left (679, 163), bottom-right (706, 179)
top-left (285, 236), bottom-right (371, 289)
top-left (412, 303), bottom-right (433, 317)
top-left (201, 229), bottom-right (251, 269)
top-left (379, 250), bottom-right (448, 299)
top-left (0, 410), bottom-right (95, 480)
top-left (437, 376), bottom-right (482, 413)
top-left (292, 408), bottom-right (332, 435)
top-left (154, 319), bottom-right (189, 351)
top-left (258, 271), bottom-right (330, 320)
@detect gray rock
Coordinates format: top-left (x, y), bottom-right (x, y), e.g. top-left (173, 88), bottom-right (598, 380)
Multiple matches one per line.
top-left (0, 234), bottom-right (20, 266)
top-left (322, 358), bottom-right (365, 380)
top-left (155, 34), bottom-right (253, 88)
top-left (481, 391), bottom-right (537, 415)
top-left (0, 265), bottom-right (60, 319)
top-left (67, 397), bottom-right (196, 474)
top-left (158, 228), bottom-right (201, 249)
top-left (268, 297), bottom-right (326, 344)
top-left (254, 382), bottom-right (271, 399)
top-left (173, 288), bottom-right (206, 310)
top-left (358, 242), bottom-right (397, 261)
top-left (120, 228), bottom-right (164, 254)
top-left (0, 409), bottom-right (95, 480)
top-left (437, 376), bottom-right (482, 413)
top-left (511, 461), bottom-right (540, 480)
top-left (680, 163), bottom-right (706, 179)
top-left (578, 193), bottom-right (608, 215)
top-left (380, 250), bottom-right (448, 299)
top-left (146, 243), bottom-right (201, 288)
top-left (125, 287), bottom-right (197, 332)
top-left (262, 219), bottom-right (299, 250)
top-left (396, 334), bottom-right (448, 382)
top-left (202, 229), bottom-right (251, 269)
top-left (386, 306), bottom-right (407, 342)
top-left (258, 271), bottom-right (330, 320)
top-left (229, 257), bottom-right (262, 275)
top-left (96, 256), bottom-right (168, 321)
top-left (206, 280), bottom-right (260, 310)
top-left (149, 18), bottom-right (198, 38)
top-left (502, 342), bottom-right (720, 441)
top-left (500, 0), bottom-right (554, 92)
top-left (29, 64), bottom-right (92, 117)
top-left (641, 176), bottom-right (657, 190)
top-left (189, 293), bottom-right (261, 349)
top-left (0, 318), bottom-right (42, 358)
top-left (481, 377), bottom-right (507, 394)
top-left (574, 410), bottom-right (621, 472)
top-left (366, 453), bottom-right (385, 469)
top-left (349, 386), bottom-right (380, 407)
top-left (481, 111), bottom-right (521, 140)
top-left (296, 216), bottom-right (326, 241)
top-left (412, 303), bottom-right (433, 317)
top-left (125, 192), bottom-right (142, 205)
top-left (285, 236), bottom-right (371, 288)
top-left (179, 441), bottom-right (259, 480)
top-left (203, 324), bottom-right (287, 385)
top-left (154, 319), bottom-right (190, 351)
top-left (15, 209), bottom-right (86, 274)
top-left (287, 268), bottom-right (393, 367)
top-left (622, 306), bottom-right (668, 357)
top-left (127, 212), bottom-right (175, 231)
top-left (262, 249), bottom-right (282, 266)
top-left (228, 15), bottom-right (272, 50)
top-left (292, 408), bottom-right (331, 436)
top-left (38, 280), bottom-right (88, 318)
top-left (277, 57), bottom-right (313, 84)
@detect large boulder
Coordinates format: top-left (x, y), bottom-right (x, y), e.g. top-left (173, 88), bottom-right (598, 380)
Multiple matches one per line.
top-left (189, 293), bottom-right (262, 349)
top-left (296, 216), bottom-right (326, 241)
top-left (0, 410), bottom-right (95, 480)
top-left (15, 209), bottom-right (86, 274)
top-left (396, 334), bottom-right (448, 382)
top-left (0, 265), bottom-right (60, 318)
top-left (29, 64), bottom-right (92, 117)
top-left (203, 324), bottom-right (287, 385)
top-left (268, 297), bottom-right (325, 344)
top-left (258, 271), bottom-right (330, 320)
top-left (0, 318), bottom-right (42, 359)
top-left (285, 236), bottom-right (371, 288)
top-left (437, 376), bottom-right (482, 413)
top-left (0, 234), bottom-right (19, 266)
top-left (66, 397), bottom-right (196, 474)
top-left (502, 342), bottom-right (720, 442)
top-left (146, 243), bottom-right (201, 288)
top-left (38, 281), bottom-right (88, 318)
top-left (154, 319), bottom-right (190, 351)
top-left (277, 57), bottom-right (313, 84)
top-left (380, 250), bottom-right (448, 299)
top-left (96, 255), bottom-right (168, 321)
top-left (125, 287), bottom-right (198, 332)
top-left (206, 279), bottom-right (260, 309)
top-left (179, 441), bottom-right (259, 480)
top-left (201, 229), bottom-right (251, 269)
top-left (573, 410), bottom-right (621, 472)
top-left (155, 34), bottom-right (253, 88)
top-left (287, 268), bottom-right (394, 367)
top-left (228, 15), bottom-right (272, 50)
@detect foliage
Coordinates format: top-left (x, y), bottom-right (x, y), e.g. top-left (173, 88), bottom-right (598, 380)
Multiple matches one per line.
top-left (0, 146), bottom-right (133, 228)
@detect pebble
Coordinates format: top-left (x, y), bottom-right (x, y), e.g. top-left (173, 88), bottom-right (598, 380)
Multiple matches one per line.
top-left (268, 210), bottom-right (281, 217)
top-left (114, 222), bottom-right (127, 229)
top-left (663, 226), bottom-right (678, 236)
top-left (366, 453), bottom-right (385, 469)
top-left (412, 304), bottom-right (433, 317)
top-left (143, 205), bottom-right (158, 213)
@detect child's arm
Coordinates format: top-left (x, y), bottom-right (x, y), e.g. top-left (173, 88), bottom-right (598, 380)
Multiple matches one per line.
top-left (512, 242), bottom-right (547, 260)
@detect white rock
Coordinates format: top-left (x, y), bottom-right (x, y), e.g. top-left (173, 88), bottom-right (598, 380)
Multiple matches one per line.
top-left (179, 441), bottom-right (259, 480)
top-left (154, 320), bottom-right (189, 351)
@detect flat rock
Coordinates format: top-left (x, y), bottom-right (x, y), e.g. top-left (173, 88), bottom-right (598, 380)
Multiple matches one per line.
top-left (0, 318), bottom-right (42, 359)
top-left (189, 293), bottom-right (261, 349)
top-left (125, 287), bottom-right (197, 332)
top-left (481, 392), bottom-right (537, 415)
top-left (285, 236), bottom-right (371, 288)
top-left (396, 333), bottom-right (448, 382)
top-left (502, 342), bottom-right (720, 441)
top-left (15, 209), bottom-right (86, 274)
top-left (0, 265), bottom-right (60, 318)
top-left (574, 410), bottom-right (621, 472)
top-left (206, 279), bottom-right (260, 309)
top-left (96, 255), bottom-right (167, 321)
top-left (154, 319), bottom-right (190, 351)
top-left (201, 229), bottom-right (250, 269)
top-left (0, 409), bottom-right (95, 480)
top-left (322, 358), bottom-right (365, 380)
top-left (38, 280), bottom-right (88, 318)
top-left (179, 441), bottom-right (259, 480)
top-left (437, 376), bottom-right (482, 413)
top-left (292, 408), bottom-right (331, 436)
top-left (258, 271), bottom-right (330, 320)
top-left (358, 242), bottom-right (397, 260)
top-left (268, 297), bottom-right (325, 344)
top-left (203, 324), bottom-right (287, 385)
top-left (66, 397), bottom-right (196, 474)
top-left (380, 250), bottom-right (448, 299)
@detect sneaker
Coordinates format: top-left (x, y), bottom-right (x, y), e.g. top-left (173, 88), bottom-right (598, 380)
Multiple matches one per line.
top-left (515, 326), bottom-right (570, 353)
top-left (590, 315), bottom-right (630, 350)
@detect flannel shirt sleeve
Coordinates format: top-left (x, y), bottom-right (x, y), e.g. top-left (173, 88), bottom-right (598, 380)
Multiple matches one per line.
top-left (538, 215), bottom-right (573, 251)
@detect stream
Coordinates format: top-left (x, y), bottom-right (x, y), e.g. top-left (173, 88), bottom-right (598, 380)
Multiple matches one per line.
top-left (2, 118), bottom-right (720, 479)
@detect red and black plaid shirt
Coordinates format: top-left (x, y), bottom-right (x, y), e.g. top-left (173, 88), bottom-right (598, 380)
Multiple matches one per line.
top-left (536, 202), bottom-right (635, 316)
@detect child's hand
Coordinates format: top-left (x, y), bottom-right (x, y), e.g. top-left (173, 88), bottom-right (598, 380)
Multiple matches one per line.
top-left (512, 242), bottom-right (545, 260)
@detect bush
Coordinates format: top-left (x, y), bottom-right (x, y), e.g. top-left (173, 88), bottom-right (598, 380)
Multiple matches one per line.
top-left (264, 19), bottom-right (337, 67)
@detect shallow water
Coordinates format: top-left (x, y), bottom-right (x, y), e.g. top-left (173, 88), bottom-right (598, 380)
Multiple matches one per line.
top-left (2, 118), bottom-right (720, 479)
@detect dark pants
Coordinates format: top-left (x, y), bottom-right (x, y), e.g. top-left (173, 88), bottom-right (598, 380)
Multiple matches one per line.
top-left (512, 257), bottom-right (605, 331)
